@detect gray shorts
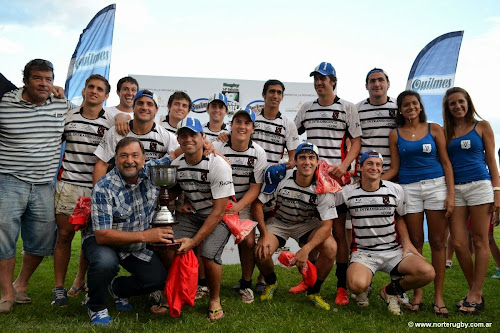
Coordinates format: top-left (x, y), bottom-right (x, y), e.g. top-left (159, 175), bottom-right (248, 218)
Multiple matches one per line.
top-left (174, 213), bottom-right (230, 265)
top-left (266, 217), bottom-right (321, 245)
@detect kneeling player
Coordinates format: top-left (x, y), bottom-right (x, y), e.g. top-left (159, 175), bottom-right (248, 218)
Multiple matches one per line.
top-left (344, 150), bottom-right (435, 315)
top-left (253, 142), bottom-right (337, 310)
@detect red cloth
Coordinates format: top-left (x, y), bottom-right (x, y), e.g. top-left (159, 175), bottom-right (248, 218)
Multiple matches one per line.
top-left (165, 250), bottom-right (198, 317)
top-left (277, 251), bottom-right (317, 287)
top-left (222, 201), bottom-right (257, 244)
top-left (68, 196), bottom-right (91, 231)
top-left (314, 160), bottom-right (346, 194)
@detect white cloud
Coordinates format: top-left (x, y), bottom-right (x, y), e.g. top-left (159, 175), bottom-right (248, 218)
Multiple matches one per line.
top-left (0, 37), bottom-right (24, 54)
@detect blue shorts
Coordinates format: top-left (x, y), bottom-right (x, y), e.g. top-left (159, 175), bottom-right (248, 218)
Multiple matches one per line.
top-left (0, 174), bottom-right (56, 259)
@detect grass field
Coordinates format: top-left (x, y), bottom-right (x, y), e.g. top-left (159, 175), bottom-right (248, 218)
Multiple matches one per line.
top-left (2, 230), bottom-right (500, 332)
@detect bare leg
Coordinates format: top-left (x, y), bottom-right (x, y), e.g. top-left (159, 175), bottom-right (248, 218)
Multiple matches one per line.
top-left (239, 229), bottom-right (256, 282)
top-left (425, 209), bottom-right (448, 311)
top-left (450, 206), bottom-right (473, 288)
top-left (13, 253), bottom-right (44, 292)
top-left (70, 250), bottom-right (88, 289)
top-left (489, 228), bottom-right (500, 267)
top-left (203, 258), bottom-right (223, 311)
top-left (0, 258), bottom-right (15, 302)
top-left (404, 212), bottom-right (424, 309)
top-left (54, 214), bottom-right (76, 287)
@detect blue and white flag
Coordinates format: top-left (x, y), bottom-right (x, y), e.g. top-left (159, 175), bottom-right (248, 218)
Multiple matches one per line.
top-left (406, 31), bottom-right (464, 124)
top-left (65, 4), bottom-right (116, 104)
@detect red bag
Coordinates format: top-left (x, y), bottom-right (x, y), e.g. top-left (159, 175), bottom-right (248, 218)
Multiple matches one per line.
top-left (277, 251), bottom-right (317, 287)
top-left (68, 196), bottom-right (91, 231)
top-left (222, 201), bottom-right (257, 244)
top-left (315, 160), bottom-right (348, 194)
top-left (165, 250), bottom-right (198, 317)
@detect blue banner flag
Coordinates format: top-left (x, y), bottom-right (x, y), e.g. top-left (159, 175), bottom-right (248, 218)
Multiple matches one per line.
top-left (406, 31), bottom-right (464, 124)
top-left (65, 4), bottom-right (116, 104)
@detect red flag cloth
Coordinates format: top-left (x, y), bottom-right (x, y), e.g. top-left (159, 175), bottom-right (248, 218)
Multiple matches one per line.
top-left (165, 250), bottom-right (198, 317)
top-left (277, 251), bottom-right (317, 287)
top-left (68, 196), bottom-right (91, 231)
top-left (222, 201), bottom-right (257, 244)
top-left (315, 160), bottom-right (348, 194)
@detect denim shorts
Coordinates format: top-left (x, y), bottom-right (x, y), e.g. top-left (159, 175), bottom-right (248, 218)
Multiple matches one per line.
top-left (0, 174), bottom-right (56, 259)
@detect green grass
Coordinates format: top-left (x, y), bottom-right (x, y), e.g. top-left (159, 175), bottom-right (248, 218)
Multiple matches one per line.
top-left (2, 230), bottom-right (500, 332)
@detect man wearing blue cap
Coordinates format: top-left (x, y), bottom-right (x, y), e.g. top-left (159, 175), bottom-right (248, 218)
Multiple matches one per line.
top-left (294, 62), bottom-right (362, 306)
top-left (355, 68), bottom-right (397, 174)
top-left (166, 117), bottom-right (234, 321)
top-left (93, 89), bottom-right (179, 184)
top-left (204, 93), bottom-right (230, 142)
top-left (253, 142), bottom-right (337, 311)
top-left (342, 150), bottom-right (434, 316)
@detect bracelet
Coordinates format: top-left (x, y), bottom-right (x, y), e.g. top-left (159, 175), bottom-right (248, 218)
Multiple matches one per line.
top-left (493, 187), bottom-right (500, 191)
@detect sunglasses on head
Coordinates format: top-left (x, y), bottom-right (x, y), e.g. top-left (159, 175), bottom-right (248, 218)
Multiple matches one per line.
top-left (28, 59), bottom-right (54, 69)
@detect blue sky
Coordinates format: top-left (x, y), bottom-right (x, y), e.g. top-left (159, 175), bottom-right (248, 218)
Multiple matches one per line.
top-left (1, 0), bottom-right (499, 125)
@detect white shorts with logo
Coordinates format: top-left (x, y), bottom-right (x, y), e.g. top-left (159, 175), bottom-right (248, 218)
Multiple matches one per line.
top-left (350, 248), bottom-right (412, 279)
top-left (401, 176), bottom-right (447, 213)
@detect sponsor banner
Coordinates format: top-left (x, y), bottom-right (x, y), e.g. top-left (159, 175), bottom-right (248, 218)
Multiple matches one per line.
top-left (406, 31), bottom-right (464, 124)
top-left (64, 4), bottom-right (116, 105)
top-left (132, 75), bottom-right (316, 126)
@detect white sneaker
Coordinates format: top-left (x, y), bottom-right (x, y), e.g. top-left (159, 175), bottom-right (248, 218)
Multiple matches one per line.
top-left (239, 288), bottom-right (255, 304)
top-left (195, 285), bottom-right (209, 300)
top-left (356, 286), bottom-right (372, 307)
top-left (397, 292), bottom-right (409, 305)
top-left (379, 287), bottom-right (401, 316)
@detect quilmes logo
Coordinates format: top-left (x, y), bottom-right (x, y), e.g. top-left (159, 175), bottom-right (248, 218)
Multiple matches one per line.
top-left (71, 46), bottom-right (111, 73)
top-left (410, 75), bottom-right (454, 95)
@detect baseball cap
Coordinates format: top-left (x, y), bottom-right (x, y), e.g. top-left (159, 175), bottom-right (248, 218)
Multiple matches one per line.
top-left (134, 89), bottom-right (159, 107)
top-left (177, 117), bottom-right (204, 134)
top-left (208, 93), bottom-right (228, 107)
top-left (366, 68), bottom-right (389, 82)
top-left (262, 163), bottom-right (287, 194)
top-left (295, 142), bottom-right (320, 159)
top-left (232, 106), bottom-right (256, 123)
top-left (310, 62), bottom-right (336, 77)
top-left (359, 150), bottom-right (383, 165)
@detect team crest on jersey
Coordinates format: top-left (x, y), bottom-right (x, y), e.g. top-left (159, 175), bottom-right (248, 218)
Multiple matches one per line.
top-left (247, 157), bottom-right (255, 166)
top-left (383, 195), bottom-right (390, 206)
top-left (200, 171), bottom-right (208, 181)
top-left (389, 109), bottom-right (396, 118)
top-left (97, 126), bottom-right (105, 136)
top-left (275, 126), bottom-right (282, 134)
top-left (309, 194), bottom-right (317, 204)
top-left (332, 111), bottom-right (339, 120)
top-left (150, 142), bottom-right (157, 152)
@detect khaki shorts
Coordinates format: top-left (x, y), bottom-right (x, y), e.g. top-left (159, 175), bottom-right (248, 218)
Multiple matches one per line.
top-left (55, 181), bottom-right (92, 216)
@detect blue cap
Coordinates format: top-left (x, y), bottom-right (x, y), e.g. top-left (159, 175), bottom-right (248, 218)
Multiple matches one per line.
top-left (233, 106), bottom-right (256, 123)
top-left (366, 68), bottom-right (389, 82)
top-left (295, 142), bottom-right (320, 158)
top-left (262, 163), bottom-right (287, 194)
top-left (359, 150), bottom-right (383, 165)
top-left (177, 117), bottom-right (204, 134)
top-left (310, 62), bottom-right (336, 77)
top-left (134, 89), bottom-right (159, 107)
top-left (208, 93), bottom-right (228, 107)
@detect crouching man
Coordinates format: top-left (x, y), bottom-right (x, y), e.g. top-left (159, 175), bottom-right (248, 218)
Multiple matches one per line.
top-left (82, 137), bottom-right (174, 325)
top-left (344, 150), bottom-right (435, 315)
top-left (253, 142), bottom-right (337, 310)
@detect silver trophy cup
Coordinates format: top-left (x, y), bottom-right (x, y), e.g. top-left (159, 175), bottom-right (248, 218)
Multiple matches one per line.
top-left (149, 165), bottom-right (178, 247)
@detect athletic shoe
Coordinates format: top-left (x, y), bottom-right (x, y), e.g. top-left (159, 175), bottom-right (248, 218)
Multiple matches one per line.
top-left (307, 293), bottom-right (331, 311)
top-left (379, 287), bottom-right (401, 316)
top-left (260, 283), bottom-right (278, 301)
top-left (397, 292), bottom-right (410, 305)
top-left (355, 287), bottom-right (372, 307)
top-left (255, 282), bottom-right (266, 295)
top-left (491, 268), bottom-right (500, 279)
top-left (289, 280), bottom-right (309, 294)
top-left (334, 287), bottom-right (349, 306)
top-left (108, 284), bottom-right (132, 311)
top-left (239, 288), bottom-right (255, 304)
top-left (88, 308), bottom-right (112, 326)
top-left (51, 287), bottom-right (68, 307)
top-left (446, 260), bottom-right (453, 269)
top-left (195, 286), bottom-right (210, 300)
